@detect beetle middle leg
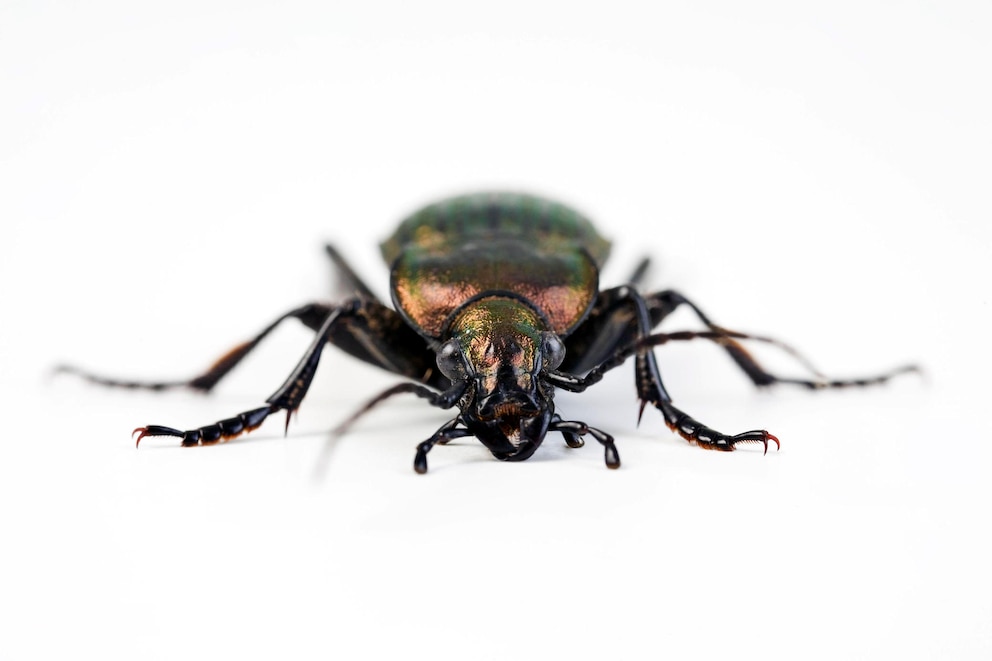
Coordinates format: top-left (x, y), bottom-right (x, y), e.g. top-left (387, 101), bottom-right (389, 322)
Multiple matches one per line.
top-left (413, 417), bottom-right (476, 474)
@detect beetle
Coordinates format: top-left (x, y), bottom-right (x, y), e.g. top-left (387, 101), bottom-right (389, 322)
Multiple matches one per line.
top-left (59, 192), bottom-right (916, 472)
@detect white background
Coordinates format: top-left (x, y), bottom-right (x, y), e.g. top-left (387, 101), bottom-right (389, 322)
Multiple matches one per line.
top-left (2, 2), bottom-right (990, 659)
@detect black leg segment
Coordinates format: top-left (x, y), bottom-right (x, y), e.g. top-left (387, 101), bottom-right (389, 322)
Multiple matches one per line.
top-left (414, 417), bottom-right (474, 474)
top-left (116, 298), bottom-right (441, 447)
top-left (551, 417), bottom-right (620, 468)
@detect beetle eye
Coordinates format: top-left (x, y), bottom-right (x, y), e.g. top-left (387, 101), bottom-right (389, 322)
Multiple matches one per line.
top-left (542, 332), bottom-right (566, 371)
top-left (436, 340), bottom-right (467, 379)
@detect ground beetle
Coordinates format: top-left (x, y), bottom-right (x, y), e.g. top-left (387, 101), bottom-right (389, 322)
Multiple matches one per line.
top-left (59, 192), bottom-right (916, 472)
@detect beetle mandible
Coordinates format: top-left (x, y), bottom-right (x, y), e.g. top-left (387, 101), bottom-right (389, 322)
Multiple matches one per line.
top-left (59, 192), bottom-right (916, 472)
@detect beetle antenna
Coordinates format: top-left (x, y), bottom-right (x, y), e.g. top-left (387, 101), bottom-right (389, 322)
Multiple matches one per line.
top-left (314, 382), bottom-right (462, 481)
top-left (708, 325), bottom-right (827, 380)
top-left (635, 329), bottom-right (828, 380)
top-left (634, 331), bottom-right (919, 390)
top-left (331, 382), bottom-right (466, 437)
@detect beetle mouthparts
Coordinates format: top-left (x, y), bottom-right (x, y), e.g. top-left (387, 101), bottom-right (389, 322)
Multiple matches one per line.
top-left (476, 393), bottom-right (540, 421)
top-left (493, 401), bottom-right (539, 419)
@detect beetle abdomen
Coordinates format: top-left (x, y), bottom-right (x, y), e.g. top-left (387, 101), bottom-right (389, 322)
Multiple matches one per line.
top-left (383, 192), bottom-right (610, 339)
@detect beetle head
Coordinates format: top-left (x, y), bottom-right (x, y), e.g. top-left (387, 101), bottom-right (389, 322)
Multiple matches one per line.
top-left (437, 296), bottom-right (565, 461)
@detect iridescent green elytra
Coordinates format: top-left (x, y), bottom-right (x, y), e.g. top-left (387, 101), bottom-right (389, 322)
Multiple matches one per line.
top-left (382, 192), bottom-right (611, 339)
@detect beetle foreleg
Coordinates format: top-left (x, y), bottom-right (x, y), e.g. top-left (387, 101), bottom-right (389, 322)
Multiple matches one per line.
top-left (414, 418), bottom-right (473, 474)
top-left (551, 414), bottom-right (583, 448)
top-left (550, 418), bottom-right (619, 468)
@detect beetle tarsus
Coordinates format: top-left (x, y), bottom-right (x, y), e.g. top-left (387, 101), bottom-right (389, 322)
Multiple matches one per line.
top-left (132, 425), bottom-right (183, 447)
top-left (655, 399), bottom-right (779, 453)
top-left (133, 405), bottom-right (275, 447)
top-left (604, 443), bottom-right (620, 469)
top-left (414, 443), bottom-right (431, 474)
top-left (562, 434), bottom-right (584, 448)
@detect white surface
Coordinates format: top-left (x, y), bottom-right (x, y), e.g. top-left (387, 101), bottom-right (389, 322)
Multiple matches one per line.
top-left (2, 2), bottom-right (990, 659)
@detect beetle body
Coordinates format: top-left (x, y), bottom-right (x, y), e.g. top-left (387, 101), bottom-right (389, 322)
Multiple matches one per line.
top-left (383, 193), bottom-right (608, 461)
top-left (59, 192), bottom-right (916, 472)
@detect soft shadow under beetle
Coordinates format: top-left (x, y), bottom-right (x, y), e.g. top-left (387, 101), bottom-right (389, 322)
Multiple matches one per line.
top-left (59, 192), bottom-right (916, 472)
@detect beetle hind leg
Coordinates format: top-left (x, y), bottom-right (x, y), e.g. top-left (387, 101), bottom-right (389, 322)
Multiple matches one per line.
top-left (55, 303), bottom-right (333, 394)
top-left (325, 244), bottom-right (381, 302)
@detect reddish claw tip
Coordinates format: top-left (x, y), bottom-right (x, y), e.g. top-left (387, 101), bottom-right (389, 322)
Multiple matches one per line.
top-left (765, 432), bottom-right (780, 454)
top-left (132, 427), bottom-right (149, 448)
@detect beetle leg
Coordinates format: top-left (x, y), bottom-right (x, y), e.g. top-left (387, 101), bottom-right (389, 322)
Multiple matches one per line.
top-left (131, 303), bottom-right (357, 445)
top-left (414, 418), bottom-right (474, 474)
top-left (60, 296), bottom-right (442, 393)
top-left (551, 328), bottom-right (780, 452)
top-left (653, 399), bottom-right (779, 454)
top-left (126, 299), bottom-right (444, 447)
top-left (55, 303), bottom-right (334, 393)
top-left (551, 414), bottom-right (583, 448)
top-left (641, 290), bottom-right (918, 388)
top-left (550, 418), bottom-right (619, 468)
top-left (325, 244), bottom-right (381, 302)
top-left (631, 330), bottom-right (920, 391)
top-left (552, 328), bottom-right (917, 452)
top-left (564, 287), bottom-right (824, 383)
top-left (59, 295), bottom-right (443, 396)
top-left (643, 290), bottom-right (831, 386)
